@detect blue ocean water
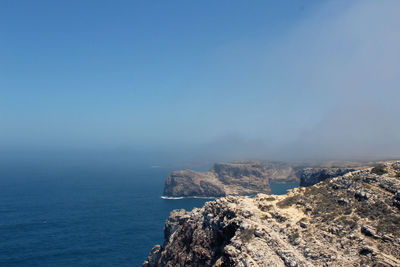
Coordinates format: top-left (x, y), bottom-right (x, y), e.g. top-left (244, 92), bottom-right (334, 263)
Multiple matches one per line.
top-left (270, 181), bottom-right (300, 195)
top-left (0, 162), bottom-right (298, 266)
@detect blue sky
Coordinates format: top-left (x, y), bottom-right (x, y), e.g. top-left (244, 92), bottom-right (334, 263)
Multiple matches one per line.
top-left (1, 0), bottom-right (400, 161)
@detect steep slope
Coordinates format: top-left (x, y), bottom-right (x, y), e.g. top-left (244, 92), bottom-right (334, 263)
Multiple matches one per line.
top-left (145, 161), bottom-right (400, 266)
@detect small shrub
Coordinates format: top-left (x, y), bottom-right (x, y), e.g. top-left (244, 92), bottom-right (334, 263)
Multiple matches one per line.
top-left (304, 186), bottom-right (325, 197)
top-left (371, 165), bottom-right (388, 175)
top-left (277, 195), bottom-right (300, 208)
top-left (344, 207), bottom-right (353, 215)
top-left (265, 196), bottom-right (275, 201)
top-left (292, 231), bottom-right (300, 239)
top-left (356, 200), bottom-right (390, 220)
top-left (240, 227), bottom-right (255, 243)
top-left (320, 212), bottom-right (336, 222)
top-left (377, 215), bottom-right (400, 234)
top-left (336, 215), bottom-right (358, 229)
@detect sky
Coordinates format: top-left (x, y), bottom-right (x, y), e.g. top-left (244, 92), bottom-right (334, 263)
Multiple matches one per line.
top-left (1, 0), bottom-right (400, 164)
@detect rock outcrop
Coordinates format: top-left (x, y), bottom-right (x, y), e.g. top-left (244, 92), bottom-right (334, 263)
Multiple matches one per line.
top-left (163, 161), bottom-right (299, 197)
top-left (145, 161), bottom-right (400, 266)
top-left (297, 167), bottom-right (355, 187)
top-left (163, 169), bottom-right (227, 197)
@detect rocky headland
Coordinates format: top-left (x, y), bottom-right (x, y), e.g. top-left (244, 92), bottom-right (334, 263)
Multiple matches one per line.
top-left (145, 161), bottom-right (400, 266)
top-left (162, 161), bottom-right (357, 198)
top-left (162, 161), bottom-right (299, 197)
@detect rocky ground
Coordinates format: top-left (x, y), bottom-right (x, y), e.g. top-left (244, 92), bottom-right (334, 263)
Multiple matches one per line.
top-left (145, 161), bottom-right (400, 266)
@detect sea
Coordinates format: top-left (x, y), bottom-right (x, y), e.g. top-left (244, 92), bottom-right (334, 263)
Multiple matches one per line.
top-left (0, 160), bottom-right (298, 266)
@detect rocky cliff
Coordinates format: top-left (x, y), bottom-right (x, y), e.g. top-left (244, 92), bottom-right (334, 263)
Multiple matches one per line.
top-left (145, 161), bottom-right (400, 266)
top-left (297, 167), bottom-right (355, 187)
top-left (163, 161), bottom-right (299, 197)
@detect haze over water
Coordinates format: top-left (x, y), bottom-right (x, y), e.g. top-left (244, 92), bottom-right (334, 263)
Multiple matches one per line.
top-left (2, 0), bottom-right (400, 161)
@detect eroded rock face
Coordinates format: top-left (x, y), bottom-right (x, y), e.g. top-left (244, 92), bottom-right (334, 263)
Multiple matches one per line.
top-left (163, 161), bottom-right (299, 197)
top-left (145, 161), bottom-right (400, 267)
top-left (297, 168), bottom-right (355, 187)
top-left (163, 169), bottom-right (226, 197)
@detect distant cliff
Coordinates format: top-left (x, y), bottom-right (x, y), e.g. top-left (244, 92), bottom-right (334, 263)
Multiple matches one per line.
top-left (297, 167), bottom-right (355, 187)
top-left (145, 161), bottom-right (400, 266)
top-left (162, 161), bottom-right (362, 198)
top-left (163, 161), bottom-right (299, 197)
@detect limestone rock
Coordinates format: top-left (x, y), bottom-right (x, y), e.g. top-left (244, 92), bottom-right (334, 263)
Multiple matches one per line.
top-left (145, 161), bottom-right (400, 266)
top-left (163, 161), bottom-right (300, 197)
top-left (297, 167), bottom-right (355, 187)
